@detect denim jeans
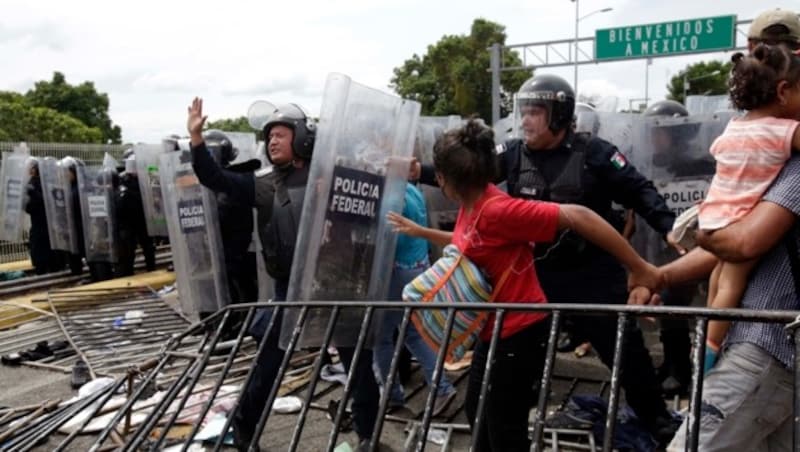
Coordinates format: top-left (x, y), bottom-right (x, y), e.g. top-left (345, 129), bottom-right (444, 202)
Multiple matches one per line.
top-left (373, 263), bottom-right (456, 405)
top-left (249, 279), bottom-right (288, 338)
top-left (667, 342), bottom-right (793, 452)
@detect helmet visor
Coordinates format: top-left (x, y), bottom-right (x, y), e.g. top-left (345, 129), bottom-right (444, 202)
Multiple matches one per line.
top-left (247, 100), bottom-right (278, 131)
top-left (513, 92), bottom-right (554, 135)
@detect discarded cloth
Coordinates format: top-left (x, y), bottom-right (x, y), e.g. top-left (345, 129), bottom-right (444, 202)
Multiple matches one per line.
top-left (545, 395), bottom-right (681, 452)
top-left (320, 362), bottom-right (347, 385)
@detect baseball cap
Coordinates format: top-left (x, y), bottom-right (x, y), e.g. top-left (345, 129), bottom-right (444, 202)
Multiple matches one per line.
top-left (748, 9), bottom-right (800, 43)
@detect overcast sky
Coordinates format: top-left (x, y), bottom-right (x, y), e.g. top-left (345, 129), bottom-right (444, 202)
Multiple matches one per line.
top-left (1, 0), bottom-right (794, 143)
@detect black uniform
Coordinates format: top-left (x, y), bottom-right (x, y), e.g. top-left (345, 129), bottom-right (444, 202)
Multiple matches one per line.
top-left (421, 130), bottom-right (676, 435)
top-left (115, 173), bottom-right (156, 277)
top-left (190, 142), bottom-right (379, 449)
top-left (25, 174), bottom-right (64, 274)
top-left (217, 191), bottom-right (258, 305)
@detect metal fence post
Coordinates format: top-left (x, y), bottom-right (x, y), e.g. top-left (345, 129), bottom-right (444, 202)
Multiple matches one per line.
top-left (602, 313), bottom-right (629, 452)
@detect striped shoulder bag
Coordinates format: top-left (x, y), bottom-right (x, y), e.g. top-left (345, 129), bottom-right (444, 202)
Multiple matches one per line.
top-left (402, 197), bottom-right (515, 362)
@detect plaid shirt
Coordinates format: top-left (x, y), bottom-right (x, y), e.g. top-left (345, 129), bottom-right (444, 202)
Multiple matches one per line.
top-left (726, 157), bottom-right (800, 368)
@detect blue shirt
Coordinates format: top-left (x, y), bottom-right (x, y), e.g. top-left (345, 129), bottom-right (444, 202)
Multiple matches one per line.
top-left (726, 157), bottom-right (800, 368)
top-left (395, 183), bottom-right (430, 268)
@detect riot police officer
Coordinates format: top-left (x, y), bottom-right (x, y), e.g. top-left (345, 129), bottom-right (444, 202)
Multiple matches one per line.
top-left (115, 153), bottom-right (157, 277)
top-left (62, 157), bottom-right (85, 276)
top-left (644, 100), bottom-right (715, 181)
top-left (186, 98), bottom-right (380, 451)
top-left (411, 74), bottom-right (677, 444)
top-left (201, 130), bottom-right (259, 300)
top-left (201, 129), bottom-right (260, 332)
top-left (25, 160), bottom-right (65, 274)
top-left (642, 100), bottom-right (714, 397)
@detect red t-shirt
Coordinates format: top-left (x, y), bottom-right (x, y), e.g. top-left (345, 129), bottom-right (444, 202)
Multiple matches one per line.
top-left (451, 184), bottom-right (560, 340)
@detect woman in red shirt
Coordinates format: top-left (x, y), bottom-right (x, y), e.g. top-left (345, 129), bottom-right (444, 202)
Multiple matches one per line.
top-left (388, 119), bottom-right (659, 451)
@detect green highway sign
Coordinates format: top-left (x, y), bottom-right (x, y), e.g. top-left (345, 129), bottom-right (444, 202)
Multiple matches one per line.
top-left (595, 15), bottom-right (737, 61)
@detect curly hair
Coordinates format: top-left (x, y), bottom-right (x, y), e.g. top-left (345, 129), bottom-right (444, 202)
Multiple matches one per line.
top-left (729, 44), bottom-right (800, 111)
top-left (433, 119), bottom-right (498, 194)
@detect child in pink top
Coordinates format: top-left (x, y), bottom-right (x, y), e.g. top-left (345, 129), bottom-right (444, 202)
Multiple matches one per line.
top-left (695, 45), bottom-right (800, 362)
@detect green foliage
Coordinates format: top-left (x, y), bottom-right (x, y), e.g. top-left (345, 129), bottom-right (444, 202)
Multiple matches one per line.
top-left (0, 91), bottom-right (25, 104)
top-left (0, 100), bottom-right (103, 143)
top-left (25, 72), bottom-right (122, 143)
top-left (390, 18), bottom-right (530, 121)
top-left (205, 116), bottom-right (262, 140)
top-left (667, 60), bottom-right (733, 105)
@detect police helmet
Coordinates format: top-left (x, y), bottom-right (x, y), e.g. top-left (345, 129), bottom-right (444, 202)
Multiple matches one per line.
top-left (203, 129), bottom-right (238, 166)
top-left (645, 100), bottom-right (699, 166)
top-left (263, 103), bottom-right (316, 162)
top-left (162, 135), bottom-right (181, 152)
top-left (516, 74), bottom-right (576, 132)
top-left (573, 102), bottom-right (600, 136)
top-left (124, 157), bottom-right (137, 175)
top-left (574, 102), bottom-right (596, 114)
top-left (643, 100), bottom-right (689, 118)
top-left (60, 156), bottom-right (84, 169)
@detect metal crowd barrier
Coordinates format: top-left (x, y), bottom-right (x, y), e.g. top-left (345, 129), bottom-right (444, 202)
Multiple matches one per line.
top-left (0, 142), bottom-right (129, 163)
top-left (3, 301), bottom-right (798, 452)
top-left (0, 239), bottom-right (29, 264)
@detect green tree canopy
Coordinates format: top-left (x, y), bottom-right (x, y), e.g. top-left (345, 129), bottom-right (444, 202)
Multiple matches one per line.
top-left (0, 98), bottom-right (103, 143)
top-left (25, 72), bottom-right (122, 143)
top-left (391, 18), bottom-right (531, 121)
top-left (205, 116), bottom-right (262, 140)
top-left (667, 60), bottom-right (732, 105)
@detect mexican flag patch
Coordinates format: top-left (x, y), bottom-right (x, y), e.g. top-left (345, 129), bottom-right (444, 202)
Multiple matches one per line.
top-left (610, 151), bottom-right (627, 169)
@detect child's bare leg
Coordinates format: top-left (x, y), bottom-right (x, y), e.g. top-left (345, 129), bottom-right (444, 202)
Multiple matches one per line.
top-left (706, 261), bottom-right (721, 310)
top-left (707, 259), bottom-right (759, 346)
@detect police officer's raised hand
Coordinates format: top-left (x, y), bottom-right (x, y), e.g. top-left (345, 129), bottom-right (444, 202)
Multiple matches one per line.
top-left (187, 97), bottom-right (208, 146)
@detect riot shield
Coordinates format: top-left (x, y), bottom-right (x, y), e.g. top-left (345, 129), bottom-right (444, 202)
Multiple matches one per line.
top-left (592, 111), bottom-right (643, 163)
top-left (492, 115), bottom-right (517, 143)
top-left (575, 111), bottom-right (600, 136)
top-left (416, 116), bottom-right (462, 234)
top-left (0, 146), bottom-right (33, 242)
top-left (39, 157), bottom-right (80, 254)
top-left (76, 163), bottom-right (118, 264)
top-left (159, 149), bottom-right (230, 317)
top-left (133, 144), bottom-right (169, 237)
top-left (631, 112), bottom-right (734, 265)
top-left (686, 94), bottom-right (732, 115)
top-left (282, 73), bottom-right (421, 348)
top-left (224, 132), bottom-right (259, 166)
top-left (102, 153), bottom-right (120, 172)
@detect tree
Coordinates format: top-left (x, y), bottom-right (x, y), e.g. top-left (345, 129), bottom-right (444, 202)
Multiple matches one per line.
top-left (666, 60), bottom-right (732, 105)
top-left (0, 92), bottom-right (25, 104)
top-left (25, 72), bottom-right (122, 143)
top-left (205, 116), bottom-right (262, 140)
top-left (0, 98), bottom-right (103, 143)
top-left (390, 19), bottom-right (530, 121)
